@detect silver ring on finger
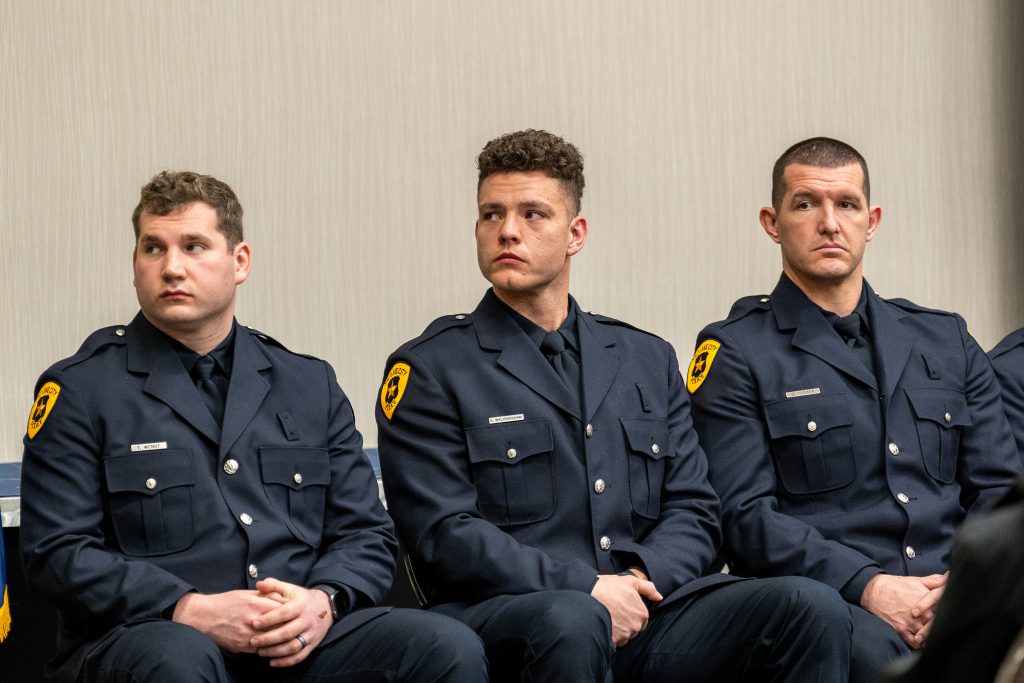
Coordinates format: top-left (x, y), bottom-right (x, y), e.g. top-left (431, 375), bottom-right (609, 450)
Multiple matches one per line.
top-left (295, 634), bottom-right (308, 649)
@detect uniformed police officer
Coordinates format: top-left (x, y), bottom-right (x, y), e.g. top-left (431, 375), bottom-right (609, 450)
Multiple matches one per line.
top-left (376, 129), bottom-right (853, 682)
top-left (20, 171), bottom-right (486, 682)
top-left (688, 137), bottom-right (1023, 681)
top-left (990, 328), bottom-right (1024, 454)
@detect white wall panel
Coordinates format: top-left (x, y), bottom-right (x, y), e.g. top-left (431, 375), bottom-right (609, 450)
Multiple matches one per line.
top-left (2, 0), bottom-right (1021, 459)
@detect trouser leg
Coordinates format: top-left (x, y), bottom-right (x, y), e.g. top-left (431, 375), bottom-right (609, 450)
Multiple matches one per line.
top-left (613, 577), bottom-right (853, 683)
top-left (79, 620), bottom-right (229, 683)
top-left (435, 590), bottom-right (614, 683)
top-left (849, 604), bottom-right (912, 683)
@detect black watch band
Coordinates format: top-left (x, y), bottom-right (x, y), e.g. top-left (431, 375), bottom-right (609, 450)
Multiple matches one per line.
top-left (311, 584), bottom-right (344, 621)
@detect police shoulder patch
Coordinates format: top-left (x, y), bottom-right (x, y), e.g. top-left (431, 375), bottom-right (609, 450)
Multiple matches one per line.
top-left (27, 381), bottom-right (61, 439)
top-left (380, 362), bottom-right (411, 420)
top-left (686, 340), bottom-right (721, 394)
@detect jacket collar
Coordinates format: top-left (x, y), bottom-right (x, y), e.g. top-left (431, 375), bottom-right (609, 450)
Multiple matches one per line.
top-left (126, 313), bottom-right (271, 453)
top-left (472, 290), bottom-right (621, 421)
top-left (770, 274), bottom-right (880, 390)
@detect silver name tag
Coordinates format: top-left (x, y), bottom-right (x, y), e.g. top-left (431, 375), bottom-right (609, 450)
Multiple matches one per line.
top-left (131, 442), bottom-right (168, 452)
top-left (785, 388), bottom-right (821, 399)
top-left (488, 414), bottom-right (524, 424)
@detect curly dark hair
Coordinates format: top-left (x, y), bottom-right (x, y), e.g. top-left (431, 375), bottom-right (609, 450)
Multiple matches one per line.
top-left (772, 137), bottom-right (870, 210)
top-left (477, 129), bottom-right (585, 214)
top-left (131, 171), bottom-right (244, 249)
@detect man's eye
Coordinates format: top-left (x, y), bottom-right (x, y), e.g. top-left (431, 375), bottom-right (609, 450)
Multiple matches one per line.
top-left (482, 212), bottom-right (501, 221)
top-left (186, 243), bottom-right (206, 252)
top-left (143, 245), bottom-right (162, 254)
top-left (796, 202), bottom-right (812, 210)
top-left (525, 211), bottom-right (545, 219)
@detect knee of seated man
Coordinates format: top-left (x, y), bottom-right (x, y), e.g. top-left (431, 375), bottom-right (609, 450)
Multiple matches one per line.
top-left (86, 621), bottom-right (224, 682)
top-left (530, 590), bottom-right (612, 645)
top-left (386, 608), bottom-right (487, 662)
top-left (756, 576), bottom-right (852, 627)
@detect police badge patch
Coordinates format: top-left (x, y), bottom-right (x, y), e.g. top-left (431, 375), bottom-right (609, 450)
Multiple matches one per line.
top-left (686, 340), bottom-right (721, 394)
top-left (380, 362), bottom-right (411, 420)
top-left (27, 381), bottom-right (61, 439)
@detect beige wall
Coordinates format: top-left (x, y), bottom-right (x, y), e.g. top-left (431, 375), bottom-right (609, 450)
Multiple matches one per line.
top-left (3, 0), bottom-right (1022, 461)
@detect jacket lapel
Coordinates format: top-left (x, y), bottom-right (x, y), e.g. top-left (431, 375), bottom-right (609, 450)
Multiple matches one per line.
top-left (865, 285), bottom-right (915, 403)
top-left (772, 276), bottom-right (878, 391)
top-left (219, 327), bottom-right (271, 457)
top-left (473, 292), bottom-right (581, 419)
top-left (127, 313), bottom-right (221, 444)
top-left (576, 307), bottom-right (621, 422)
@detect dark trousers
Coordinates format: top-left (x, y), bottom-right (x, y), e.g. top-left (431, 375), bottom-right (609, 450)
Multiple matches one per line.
top-left (78, 608), bottom-right (487, 682)
top-left (849, 605), bottom-right (911, 683)
top-left (435, 576), bottom-right (852, 682)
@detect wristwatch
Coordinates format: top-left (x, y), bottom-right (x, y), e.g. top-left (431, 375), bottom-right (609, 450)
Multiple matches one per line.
top-left (311, 584), bottom-right (345, 622)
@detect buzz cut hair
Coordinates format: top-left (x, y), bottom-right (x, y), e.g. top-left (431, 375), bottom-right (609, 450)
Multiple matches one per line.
top-left (772, 137), bottom-right (870, 210)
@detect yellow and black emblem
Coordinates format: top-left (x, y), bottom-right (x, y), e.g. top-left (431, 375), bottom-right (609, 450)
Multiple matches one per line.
top-left (686, 340), bottom-right (721, 394)
top-left (380, 362), bottom-right (411, 420)
top-left (27, 381), bottom-right (61, 439)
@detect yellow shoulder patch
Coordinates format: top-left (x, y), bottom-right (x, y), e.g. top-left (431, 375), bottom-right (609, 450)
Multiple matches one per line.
top-left (686, 340), bottom-right (721, 394)
top-left (380, 362), bottom-right (411, 420)
top-left (27, 381), bottom-right (61, 439)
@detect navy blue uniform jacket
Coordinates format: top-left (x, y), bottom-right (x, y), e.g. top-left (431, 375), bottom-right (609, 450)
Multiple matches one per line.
top-left (21, 314), bottom-right (396, 681)
top-left (689, 275), bottom-right (1021, 593)
top-left (990, 327), bottom-right (1024, 457)
top-left (376, 291), bottom-right (735, 610)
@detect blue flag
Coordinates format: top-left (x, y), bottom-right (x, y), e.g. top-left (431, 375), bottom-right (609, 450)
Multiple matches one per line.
top-left (0, 527), bottom-right (10, 641)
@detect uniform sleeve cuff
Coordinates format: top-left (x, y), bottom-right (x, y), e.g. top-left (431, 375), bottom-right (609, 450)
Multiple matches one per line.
top-left (841, 567), bottom-right (883, 604)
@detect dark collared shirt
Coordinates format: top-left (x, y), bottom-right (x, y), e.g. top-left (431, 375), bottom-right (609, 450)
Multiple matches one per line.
top-left (489, 289), bottom-right (580, 357)
top-left (168, 323), bottom-right (237, 403)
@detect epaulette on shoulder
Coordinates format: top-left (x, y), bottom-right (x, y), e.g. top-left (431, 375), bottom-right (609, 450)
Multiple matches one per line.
top-left (586, 311), bottom-right (660, 339)
top-left (989, 328), bottom-right (1024, 360)
top-left (725, 295), bottom-right (772, 321)
top-left (882, 295), bottom-right (956, 318)
top-left (245, 326), bottom-right (287, 349)
top-left (53, 325), bottom-right (128, 372)
top-left (245, 327), bottom-right (323, 362)
top-left (418, 313), bottom-right (473, 340)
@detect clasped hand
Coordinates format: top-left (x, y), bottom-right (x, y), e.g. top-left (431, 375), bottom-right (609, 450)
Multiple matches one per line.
top-left (591, 573), bottom-right (664, 647)
top-left (173, 577), bottom-right (334, 667)
top-left (861, 572), bottom-right (948, 649)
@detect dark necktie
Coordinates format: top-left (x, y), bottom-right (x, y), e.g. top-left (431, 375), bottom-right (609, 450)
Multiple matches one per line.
top-left (833, 312), bottom-right (874, 374)
top-left (540, 330), bottom-right (582, 409)
top-left (192, 355), bottom-right (225, 425)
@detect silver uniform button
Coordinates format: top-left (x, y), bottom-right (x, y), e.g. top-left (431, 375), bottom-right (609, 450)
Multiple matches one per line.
top-left (888, 442), bottom-right (900, 456)
top-left (807, 421), bottom-right (817, 432)
top-left (944, 412), bottom-right (952, 422)
top-left (240, 513), bottom-right (253, 525)
top-left (145, 478), bottom-right (157, 490)
top-left (293, 473), bottom-right (303, 484)
top-left (594, 479), bottom-right (606, 494)
top-left (586, 424), bottom-right (594, 438)
top-left (897, 492), bottom-right (910, 504)
top-left (506, 448), bottom-right (517, 459)
top-left (760, 297), bottom-right (770, 303)
top-left (248, 564), bottom-right (258, 578)
top-left (115, 328), bottom-right (126, 336)
top-left (905, 546), bottom-right (916, 559)
top-left (223, 459), bottom-right (239, 475)
top-left (651, 443), bottom-right (660, 454)
top-left (599, 536), bottom-right (612, 551)
top-left (455, 314), bottom-right (466, 320)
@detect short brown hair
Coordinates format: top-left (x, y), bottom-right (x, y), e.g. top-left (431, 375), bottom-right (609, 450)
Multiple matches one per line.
top-left (477, 129), bottom-right (585, 214)
top-left (772, 137), bottom-right (870, 210)
top-left (132, 171), bottom-right (244, 249)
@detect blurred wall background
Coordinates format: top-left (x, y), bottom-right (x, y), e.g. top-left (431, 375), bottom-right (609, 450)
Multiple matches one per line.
top-left (3, 0), bottom-right (1022, 459)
